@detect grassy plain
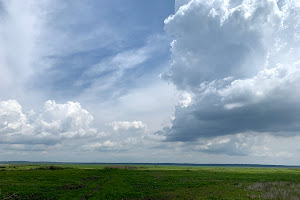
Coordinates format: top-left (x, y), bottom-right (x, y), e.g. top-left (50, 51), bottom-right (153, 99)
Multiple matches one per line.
top-left (0, 164), bottom-right (299, 199)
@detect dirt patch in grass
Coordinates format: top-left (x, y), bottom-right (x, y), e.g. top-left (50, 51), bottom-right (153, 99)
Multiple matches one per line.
top-left (247, 182), bottom-right (300, 199)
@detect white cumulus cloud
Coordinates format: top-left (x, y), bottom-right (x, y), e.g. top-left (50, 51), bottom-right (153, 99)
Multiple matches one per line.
top-left (108, 121), bottom-right (147, 131)
top-left (0, 100), bottom-right (98, 146)
top-left (0, 100), bottom-right (165, 154)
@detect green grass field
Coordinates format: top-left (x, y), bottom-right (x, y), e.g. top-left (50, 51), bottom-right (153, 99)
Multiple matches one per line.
top-left (0, 164), bottom-right (299, 199)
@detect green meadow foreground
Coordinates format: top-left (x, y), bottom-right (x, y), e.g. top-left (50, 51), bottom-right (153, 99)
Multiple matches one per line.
top-left (0, 164), bottom-right (299, 200)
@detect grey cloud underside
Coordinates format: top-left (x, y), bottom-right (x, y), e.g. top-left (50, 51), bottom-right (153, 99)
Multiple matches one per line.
top-left (167, 98), bottom-right (300, 141)
top-left (163, 0), bottom-right (300, 142)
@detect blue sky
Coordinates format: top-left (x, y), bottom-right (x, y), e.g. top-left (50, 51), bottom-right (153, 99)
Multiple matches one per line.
top-left (0, 0), bottom-right (300, 165)
top-left (29, 0), bottom-right (174, 101)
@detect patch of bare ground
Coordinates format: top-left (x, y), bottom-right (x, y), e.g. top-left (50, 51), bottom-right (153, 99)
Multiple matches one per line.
top-left (246, 182), bottom-right (300, 199)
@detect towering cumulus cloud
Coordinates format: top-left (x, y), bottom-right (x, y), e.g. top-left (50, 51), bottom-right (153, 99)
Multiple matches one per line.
top-left (163, 0), bottom-right (300, 142)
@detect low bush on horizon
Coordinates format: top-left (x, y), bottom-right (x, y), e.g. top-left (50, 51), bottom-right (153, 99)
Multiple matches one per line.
top-left (104, 165), bottom-right (139, 170)
top-left (36, 165), bottom-right (74, 170)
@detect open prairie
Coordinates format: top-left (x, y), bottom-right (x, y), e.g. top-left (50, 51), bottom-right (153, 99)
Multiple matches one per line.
top-left (0, 164), bottom-right (299, 200)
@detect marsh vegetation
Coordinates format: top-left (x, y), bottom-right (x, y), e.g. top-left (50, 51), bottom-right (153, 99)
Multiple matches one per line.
top-left (0, 164), bottom-right (299, 199)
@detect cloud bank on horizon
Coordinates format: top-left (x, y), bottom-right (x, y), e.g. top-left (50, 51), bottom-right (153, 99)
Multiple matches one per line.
top-left (0, 0), bottom-right (300, 164)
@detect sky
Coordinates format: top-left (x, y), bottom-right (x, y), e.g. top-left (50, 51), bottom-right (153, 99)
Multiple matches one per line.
top-left (0, 0), bottom-right (300, 165)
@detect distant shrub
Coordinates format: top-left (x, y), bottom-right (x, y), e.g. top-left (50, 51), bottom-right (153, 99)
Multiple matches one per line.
top-left (104, 166), bottom-right (137, 170)
top-left (36, 165), bottom-right (73, 170)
